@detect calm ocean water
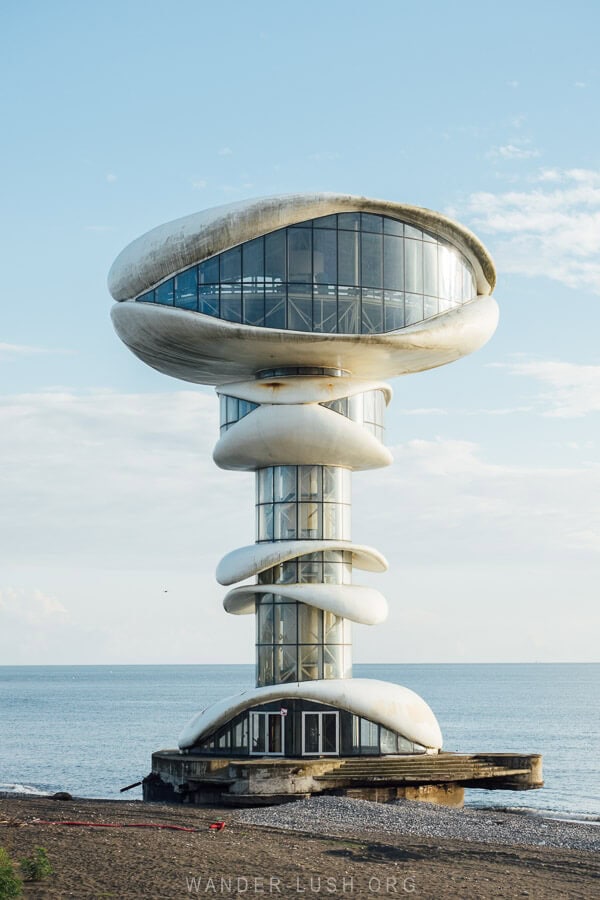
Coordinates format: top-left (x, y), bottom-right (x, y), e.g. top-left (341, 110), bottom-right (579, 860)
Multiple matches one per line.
top-left (0, 664), bottom-right (598, 819)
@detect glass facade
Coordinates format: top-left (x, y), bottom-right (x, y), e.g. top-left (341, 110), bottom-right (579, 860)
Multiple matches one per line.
top-left (218, 388), bottom-right (385, 442)
top-left (219, 394), bottom-right (258, 433)
top-left (257, 366), bottom-right (348, 378)
top-left (195, 703), bottom-right (427, 756)
top-left (322, 389), bottom-right (385, 442)
top-left (257, 549), bottom-right (353, 586)
top-left (350, 715), bottom-right (426, 755)
top-left (255, 596), bottom-right (352, 686)
top-left (256, 466), bottom-right (351, 543)
top-left (254, 464), bottom-right (352, 687)
top-left (133, 212), bottom-right (476, 334)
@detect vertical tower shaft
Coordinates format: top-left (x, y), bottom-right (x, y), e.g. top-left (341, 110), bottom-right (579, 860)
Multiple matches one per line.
top-left (255, 463), bottom-right (353, 686)
top-left (214, 368), bottom-right (392, 691)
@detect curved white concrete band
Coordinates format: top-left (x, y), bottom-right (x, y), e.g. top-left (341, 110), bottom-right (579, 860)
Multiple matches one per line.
top-left (110, 295), bottom-right (499, 386)
top-left (216, 376), bottom-right (393, 407)
top-left (178, 678), bottom-right (443, 751)
top-left (108, 193), bottom-right (495, 302)
top-left (213, 403), bottom-right (393, 471)
top-left (223, 583), bottom-right (388, 627)
top-left (217, 540), bottom-right (388, 586)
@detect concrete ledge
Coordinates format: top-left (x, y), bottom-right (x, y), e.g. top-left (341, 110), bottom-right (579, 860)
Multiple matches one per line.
top-left (145, 750), bottom-right (543, 809)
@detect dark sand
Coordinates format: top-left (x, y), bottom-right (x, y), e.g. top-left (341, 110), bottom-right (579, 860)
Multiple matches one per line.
top-left (0, 796), bottom-right (598, 898)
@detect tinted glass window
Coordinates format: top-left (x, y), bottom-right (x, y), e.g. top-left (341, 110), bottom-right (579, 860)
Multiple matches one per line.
top-left (175, 268), bottom-right (197, 310)
top-left (265, 231), bottom-right (286, 282)
top-left (361, 233), bottom-right (382, 288)
top-left (243, 237), bottom-right (264, 281)
top-left (199, 256), bottom-right (219, 284)
top-left (313, 228), bottom-right (337, 285)
top-left (288, 228), bottom-right (312, 282)
top-left (137, 213), bottom-right (476, 335)
top-left (338, 231), bottom-right (360, 286)
top-left (221, 246), bottom-right (241, 282)
top-left (156, 279), bottom-right (174, 305)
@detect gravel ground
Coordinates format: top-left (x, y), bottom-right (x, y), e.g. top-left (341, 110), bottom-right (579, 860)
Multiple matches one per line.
top-left (2, 796), bottom-right (598, 898)
top-left (237, 795), bottom-right (600, 853)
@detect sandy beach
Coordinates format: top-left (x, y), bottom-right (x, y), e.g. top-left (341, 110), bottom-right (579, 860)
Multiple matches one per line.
top-left (0, 795), bottom-right (598, 898)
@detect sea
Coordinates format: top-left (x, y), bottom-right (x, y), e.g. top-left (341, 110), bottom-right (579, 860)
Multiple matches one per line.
top-left (0, 663), bottom-right (598, 821)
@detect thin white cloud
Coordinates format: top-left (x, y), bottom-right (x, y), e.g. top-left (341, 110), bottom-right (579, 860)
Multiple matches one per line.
top-left (462, 168), bottom-right (600, 292)
top-left (0, 342), bottom-right (65, 358)
top-left (191, 178), bottom-right (207, 190)
top-left (309, 151), bottom-right (341, 162)
top-left (220, 182), bottom-right (255, 194)
top-left (0, 587), bottom-right (67, 625)
top-left (574, 81), bottom-right (587, 88)
top-left (218, 147), bottom-right (233, 156)
top-left (497, 359), bottom-right (600, 417)
top-left (0, 392), bottom-right (597, 663)
top-left (354, 437), bottom-right (600, 564)
top-left (536, 168), bottom-right (562, 182)
top-left (4, 389), bottom-right (595, 575)
top-left (106, 172), bottom-right (117, 183)
top-left (569, 528), bottom-right (600, 550)
top-left (506, 80), bottom-right (519, 88)
top-left (0, 390), bottom-right (252, 570)
top-left (488, 143), bottom-right (540, 161)
top-left (396, 407), bottom-right (449, 416)
top-left (395, 406), bottom-right (532, 416)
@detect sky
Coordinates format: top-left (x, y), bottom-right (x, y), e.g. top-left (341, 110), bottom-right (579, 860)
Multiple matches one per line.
top-left (0, 0), bottom-right (598, 665)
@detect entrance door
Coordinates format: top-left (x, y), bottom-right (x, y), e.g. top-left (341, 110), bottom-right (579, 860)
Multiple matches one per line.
top-left (302, 711), bottom-right (339, 756)
top-left (250, 712), bottom-right (285, 755)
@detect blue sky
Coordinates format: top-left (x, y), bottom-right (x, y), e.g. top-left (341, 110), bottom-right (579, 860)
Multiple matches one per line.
top-left (1, 0), bottom-right (598, 664)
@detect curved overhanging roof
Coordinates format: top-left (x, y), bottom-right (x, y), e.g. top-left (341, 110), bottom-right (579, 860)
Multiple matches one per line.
top-left (213, 403), bottom-right (393, 471)
top-left (108, 193), bottom-right (496, 301)
top-left (217, 540), bottom-right (388, 586)
top-left (110, 294), bottom-right (498, 384)
top-left (178, 678), bottom-right (443, 751)
top-left (224, 583), bottom-right (388, 626)
top-left (216, 376), bottom-right (393, 406)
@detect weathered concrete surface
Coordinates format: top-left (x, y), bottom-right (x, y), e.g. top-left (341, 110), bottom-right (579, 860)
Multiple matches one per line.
top-left (110, 293), bottom-right (499, 385)
top-left (224, 582), bottom-right (388, 626)
top-left (216, 374), bottom-right (393, 407)
top-left (108, 193), bottom-right (496, 302)
top-left (217, 539), bottom-right (387, 586)
top-left (213, 402), bottom-right (393, 471)
top-left (339, 783), bottom-right (465, 808)
top-left (145, 751), bottom-right (543, 809)
top-left (461, 753), bottom-right (544, 790)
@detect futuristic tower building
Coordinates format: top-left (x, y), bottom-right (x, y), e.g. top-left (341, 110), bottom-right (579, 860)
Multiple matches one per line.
top-left (109, 194), bottom-right (497, 762)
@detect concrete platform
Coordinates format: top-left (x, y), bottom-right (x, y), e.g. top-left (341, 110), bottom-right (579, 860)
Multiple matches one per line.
top-left (143, 751), bottom-right (543, 809)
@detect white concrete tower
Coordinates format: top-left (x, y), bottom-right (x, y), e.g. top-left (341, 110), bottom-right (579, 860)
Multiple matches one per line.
top-left (109, 194), bottom-right (497, 760)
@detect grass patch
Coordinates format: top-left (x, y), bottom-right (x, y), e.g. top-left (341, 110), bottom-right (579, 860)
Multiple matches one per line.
top-left (0, 846), bottom-right (23, 898)
top-left (19, 846), bottom-right (53, 882)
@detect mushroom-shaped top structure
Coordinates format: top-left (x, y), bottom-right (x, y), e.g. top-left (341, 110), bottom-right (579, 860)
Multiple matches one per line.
top-left (109, 193), bottom-right (497, 759)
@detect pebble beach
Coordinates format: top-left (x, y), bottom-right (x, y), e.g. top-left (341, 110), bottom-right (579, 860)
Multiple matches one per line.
top-left (1, 794), bottom-right (598, 898)
top-left (237, 794), bottom-right (600, 853)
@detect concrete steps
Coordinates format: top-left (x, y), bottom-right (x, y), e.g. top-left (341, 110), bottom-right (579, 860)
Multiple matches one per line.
top-left (314, 754), bottom-right (531, 784)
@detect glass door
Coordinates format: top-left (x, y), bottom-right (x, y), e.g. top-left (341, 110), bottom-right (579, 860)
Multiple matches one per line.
top-left (321, 711), bottom-right (338, 754)
top-left (303, 713), bottom-right (320, 755)
top-left (250, 712), bottom-right (285, 755)
top-left (302, 711), bottom-right (339, 756)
